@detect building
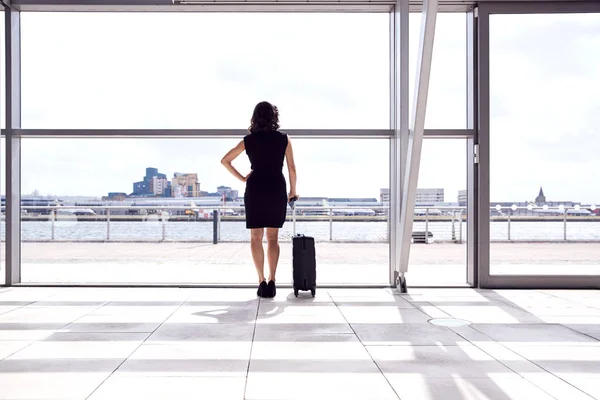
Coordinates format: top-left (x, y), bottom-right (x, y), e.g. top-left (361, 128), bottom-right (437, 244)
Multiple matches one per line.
top-left (416, 189), bottom-right (444, 204)
top-left (216, 186), bottom-right (239, 201)
top-left (104, 192), bottom-right (127, 201)
top-left (458, 190), bottom-right (467, 206)
top-left (150, 176), bottom-right (170, 197)
top-left (381, 188), bottom-right (445, 205)
top-left (380, 188), bottom-right (390, 203)
top-left (133, 167), bottom-right (171, 197)
top-left (172, 173), bottom-right (201, 198)
top-left (535, 187), bottom-right (547, 206)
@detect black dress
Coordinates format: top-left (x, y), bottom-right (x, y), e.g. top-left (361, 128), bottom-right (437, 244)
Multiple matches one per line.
top-left (243, 130), bottom-right (289, 229)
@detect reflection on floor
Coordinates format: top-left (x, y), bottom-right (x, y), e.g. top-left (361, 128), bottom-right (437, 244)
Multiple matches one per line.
top-left (1, 287), bottom-right (599, 399)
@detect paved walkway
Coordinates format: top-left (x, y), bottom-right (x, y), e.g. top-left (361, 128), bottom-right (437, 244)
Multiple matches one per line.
top-left (9, 242), bottom-right (600, 286)
top-left (1, 287), bottom-right (599, 399)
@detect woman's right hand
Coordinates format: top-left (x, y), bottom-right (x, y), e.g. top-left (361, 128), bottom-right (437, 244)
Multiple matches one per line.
top-left (242, 171), bottom-right (253, 182)
top-left (288, 193), bottom-right (298, 202)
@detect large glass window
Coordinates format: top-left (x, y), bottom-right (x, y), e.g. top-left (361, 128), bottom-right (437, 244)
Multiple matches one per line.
top-left (489, 13), bottom-right (600, 276)
top-left (21, 13), bottom-right (389, 129)
top-left (20, 137), bottom-right (389, 285)
top-left (410, 12), bottom-right (467, 129)
top-left (408, 139), bottom-right (467, 286)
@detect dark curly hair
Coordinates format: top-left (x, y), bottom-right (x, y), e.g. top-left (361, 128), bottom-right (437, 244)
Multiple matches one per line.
top-left (249, 101), bottom-right (280, 133)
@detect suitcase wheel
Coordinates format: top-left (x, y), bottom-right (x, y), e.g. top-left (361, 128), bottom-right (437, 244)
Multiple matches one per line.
top-left (294, 289), bottom-right (299, 297)
top-left (311, 289), bottom-right (316, 297)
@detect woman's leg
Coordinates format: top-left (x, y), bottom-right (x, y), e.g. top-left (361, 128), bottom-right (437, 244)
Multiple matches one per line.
top-left (250, 228), bottom-right (265, 282)
top-left (266, 228), bottom-right (280, 282)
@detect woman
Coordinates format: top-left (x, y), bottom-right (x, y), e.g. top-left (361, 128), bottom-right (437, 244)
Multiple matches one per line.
top-left (221, 101), bottom-right (297, 298)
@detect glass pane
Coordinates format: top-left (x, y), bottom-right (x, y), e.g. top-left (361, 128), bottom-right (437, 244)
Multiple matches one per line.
top-left (490, 13), bottom-right (600, 276)
top-left (21, 137), bottom-right (389, 285)
top-left (408, 139), bottom-right (467, 286)
top-left (410, 12), bottom-right (467, 129)
top-left (21, 13), bottom-right (389, 129)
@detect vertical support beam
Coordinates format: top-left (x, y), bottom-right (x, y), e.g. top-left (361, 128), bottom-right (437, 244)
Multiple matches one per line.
top-left (5, 8), bottom-right (21, 286)
top-left (466, 9), bottom-right (479, 287)
top-left (389, 0), bottom-right (409, 286)
top-left (476, 5), bottom-right (491, 287)
top-left (397, 0), bottom-right (438, 285)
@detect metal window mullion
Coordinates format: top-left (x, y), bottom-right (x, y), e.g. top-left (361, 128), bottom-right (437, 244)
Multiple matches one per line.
top-left (389, 0), bottom-right (409, 286)
top-left (5, 8), bottom-right (22, 286)
top-left (388, 8), bottom-right (397, 286)
top-left (397, 0), bottom-right (438, 285)
top-left (476, 4), bottom-right (491, 288)
top-left (4, 129), bottom-right (395, 138)
top-left (466, 8), bottom-right (478, 287)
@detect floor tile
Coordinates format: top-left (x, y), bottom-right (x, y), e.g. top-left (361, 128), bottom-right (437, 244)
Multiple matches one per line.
top-left (7, 340), bottom-right (141, 359)
top-left (116, 341), bottom-right (251, 376)
top-left (471, 323), bottom-right (599, 346)
top-left (563, 324), bottom-right (600, 335)
top-left (0, 307), bottom-right (96, 324)
top-left (245, 372), bottom-right (399, 400)
top-left (434, 305), bottom-right (542, 324)
top-left (0, 323), bottom-right (66, 341)
top-left (166, 304), bottom-right (257, 324)
top-left (0, 357), bottom-right (124, 373)
top-left (367, 344), bottom-right (514, 378)
top-left (61, 321), bottom-right (160, 333)
top-left (338, 307), bottom-right (432, 324)
top-left (0, 341), bottom-right (32, 360)
top-left (382, 374), bottom-right (556, 400)
top-left (253, 323), bottom-right (353, 341)
top-left (88, 376), bottom-right (246, 400)
top-left (506, 345), bottom-right (600, 371)
top-left (0, 372), bottom-right (109, 399)
top-left (352, 323), bottom-right (467, 346)
top-left (256, 304), bottom-right (347, 324)
top-left (549, 375), bottom-right (600, 400)
top-left (148, 322), bottom-right (254, 342)
top-left (41, 332), bottom-right (150, 342)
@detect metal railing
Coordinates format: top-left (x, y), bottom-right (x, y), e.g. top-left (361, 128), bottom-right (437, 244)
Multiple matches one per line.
top-left (490, 204), bottom-right (599, 242)
top-left (4, 204), bottom-right (599, 243)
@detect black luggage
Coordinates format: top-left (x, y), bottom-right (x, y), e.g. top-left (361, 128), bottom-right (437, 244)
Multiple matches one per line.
top-left (292, 234), bottom-right (317, 297)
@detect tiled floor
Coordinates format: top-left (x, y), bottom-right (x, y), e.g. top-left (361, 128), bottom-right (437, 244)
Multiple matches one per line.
top-left (0, 287), bottom-right (599, 399)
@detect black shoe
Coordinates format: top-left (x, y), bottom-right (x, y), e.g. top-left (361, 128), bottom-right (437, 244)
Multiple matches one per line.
top-left (267, 280), bottom-right (276, 298)
top-left (257, 280), bottom-right (267, 297)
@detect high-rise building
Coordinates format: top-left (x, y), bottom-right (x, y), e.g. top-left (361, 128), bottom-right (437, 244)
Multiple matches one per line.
top-left (133, 167), bottom-right (170, 197)
top-left (172, 173), bottom-right (201, 197)
top-left (150, 176), bottom-right (170, 196)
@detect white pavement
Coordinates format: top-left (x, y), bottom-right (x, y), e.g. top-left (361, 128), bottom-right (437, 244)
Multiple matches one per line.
top-left (11, 242), bottom-right (600, 286)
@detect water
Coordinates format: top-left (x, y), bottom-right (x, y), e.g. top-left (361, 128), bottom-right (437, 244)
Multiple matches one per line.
top-left (2, 220), bottom-right (599, 242)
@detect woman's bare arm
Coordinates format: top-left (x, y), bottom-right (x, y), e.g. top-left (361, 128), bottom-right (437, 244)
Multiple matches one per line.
top-left (285, 137), bottom-right (297, 199)
top-left (221, 140), bottom-right (250, 182)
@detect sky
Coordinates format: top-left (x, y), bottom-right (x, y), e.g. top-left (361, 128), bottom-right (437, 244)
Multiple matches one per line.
top-left (1, 11), bottom-right (599, 205)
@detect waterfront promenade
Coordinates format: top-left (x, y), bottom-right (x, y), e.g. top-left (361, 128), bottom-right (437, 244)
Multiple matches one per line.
top-left (13, 242), bottom-right (600, 286)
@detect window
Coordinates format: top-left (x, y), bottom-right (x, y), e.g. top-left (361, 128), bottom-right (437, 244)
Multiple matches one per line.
top-left (489, 13), bottom-right (600, 276)
top-left (21, 13), bottom-right (389, 130)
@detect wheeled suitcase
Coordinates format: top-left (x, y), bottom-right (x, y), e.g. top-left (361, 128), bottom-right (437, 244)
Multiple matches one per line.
top-left (292, 234), bottom-right (317, 297)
